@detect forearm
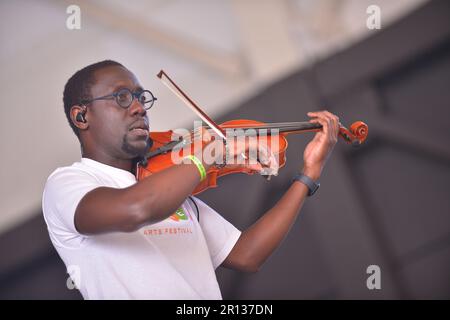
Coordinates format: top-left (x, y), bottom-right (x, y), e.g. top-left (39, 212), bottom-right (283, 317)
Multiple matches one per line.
top-left (125, 151), bottom-right (217, 227)
top-left (223, 109), bottom-right (338, 272)
top-left (127, 161), bottom-right (210, 226)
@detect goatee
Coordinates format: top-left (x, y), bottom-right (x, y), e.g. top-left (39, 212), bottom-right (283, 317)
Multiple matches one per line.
top-left (121, 134), bottom-right (150, 158)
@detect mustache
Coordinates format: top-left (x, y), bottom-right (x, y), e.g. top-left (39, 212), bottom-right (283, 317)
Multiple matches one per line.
top-left (129, 118), bottom-right (150, 131)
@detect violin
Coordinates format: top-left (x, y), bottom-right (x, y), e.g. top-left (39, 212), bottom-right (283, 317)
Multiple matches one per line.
top-left (136, 71), bottom-right (368, 195)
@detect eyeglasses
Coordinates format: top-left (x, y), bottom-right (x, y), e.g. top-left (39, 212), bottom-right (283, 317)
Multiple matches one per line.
top-left (81, 88), bottom-right (157, 110)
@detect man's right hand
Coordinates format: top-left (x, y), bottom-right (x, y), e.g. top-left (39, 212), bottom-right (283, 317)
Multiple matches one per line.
top-left (205, 135), bottom-right (279, 176)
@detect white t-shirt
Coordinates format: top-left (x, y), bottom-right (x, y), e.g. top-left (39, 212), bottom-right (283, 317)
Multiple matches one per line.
top-left (42, 158), bottom-right (241, 300)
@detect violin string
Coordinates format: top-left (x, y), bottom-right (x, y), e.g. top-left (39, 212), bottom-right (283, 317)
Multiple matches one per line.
top-left (219, 122), bottom-right (322, 132)
top-left (220, 121), bottom-right (309, 129)
top-left (172, 122), bottom-right (322, 145)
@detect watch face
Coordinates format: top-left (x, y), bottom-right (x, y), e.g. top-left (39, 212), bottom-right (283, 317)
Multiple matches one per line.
top-left (310, 183), bottom-right (320, 196)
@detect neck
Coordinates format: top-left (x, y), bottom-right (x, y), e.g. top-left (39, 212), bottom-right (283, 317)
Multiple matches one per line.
top-left (81, 146), bottom-right (135, 173)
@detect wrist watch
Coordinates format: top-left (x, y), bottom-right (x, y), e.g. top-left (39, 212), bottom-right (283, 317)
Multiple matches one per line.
top-left (292, 173), bottom-right (320, 196)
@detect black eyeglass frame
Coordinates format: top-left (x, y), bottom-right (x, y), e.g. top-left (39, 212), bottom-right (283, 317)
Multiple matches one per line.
top-left (81, 88), bottom-right (157, 110)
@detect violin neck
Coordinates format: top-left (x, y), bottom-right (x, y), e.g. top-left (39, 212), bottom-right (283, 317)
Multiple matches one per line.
top-left (220, 122), bottom-right (322, 136)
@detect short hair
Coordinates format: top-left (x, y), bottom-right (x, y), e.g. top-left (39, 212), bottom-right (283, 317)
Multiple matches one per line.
top-left (63, 60), bottom-right (125, 138)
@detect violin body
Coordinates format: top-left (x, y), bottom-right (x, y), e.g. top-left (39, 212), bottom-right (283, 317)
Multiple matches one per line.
top-left (137, 119), bottom-right (289, 195)
top-left (136, 119), bottom-right (368, 195)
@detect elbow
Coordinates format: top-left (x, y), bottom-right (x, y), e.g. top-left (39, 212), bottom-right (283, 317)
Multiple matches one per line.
top-left (234, 259), bottom-right (262, 273)
top-left (243, 263), bottom-right (261, 273)
top-left (242, 267), bottom-right (259, 274)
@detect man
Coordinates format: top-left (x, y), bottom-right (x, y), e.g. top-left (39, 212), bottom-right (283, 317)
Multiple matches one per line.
top-left (42, 60), bottom-right (339, 299)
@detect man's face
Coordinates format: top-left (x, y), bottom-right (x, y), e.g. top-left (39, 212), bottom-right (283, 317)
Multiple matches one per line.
top-left (85, 65), bottom-right (151, 159)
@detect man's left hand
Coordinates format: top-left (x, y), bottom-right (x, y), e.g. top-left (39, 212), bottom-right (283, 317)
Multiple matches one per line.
top-left (302, 110), bottom-right (340, 180)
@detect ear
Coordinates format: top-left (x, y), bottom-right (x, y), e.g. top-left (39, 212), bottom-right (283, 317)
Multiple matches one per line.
top-left (70, 105), bottom-right (89, 130)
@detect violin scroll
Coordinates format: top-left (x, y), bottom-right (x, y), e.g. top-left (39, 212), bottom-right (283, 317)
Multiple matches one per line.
top-left (339, 121), bottom-right (368, 147)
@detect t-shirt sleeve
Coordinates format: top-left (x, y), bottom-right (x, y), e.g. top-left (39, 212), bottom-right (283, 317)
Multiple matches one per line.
top-left (42, 167), bottom-right (101, 249)
top-left (190, 197), bottom-right (241, 269)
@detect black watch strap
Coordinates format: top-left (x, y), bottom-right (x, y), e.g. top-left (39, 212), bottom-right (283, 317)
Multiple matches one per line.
top-left (292, 173), bottom-right (320, 196)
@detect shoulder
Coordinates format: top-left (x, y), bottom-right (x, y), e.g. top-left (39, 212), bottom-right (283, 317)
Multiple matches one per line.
top-left (42, 161), bottom-right (102, 213)
top-left (47, 161), bottom-right (99, 181)
top-left (42, 162), bottom-right (103, 244)
top-left (44, 162), bottom-right (100, 191)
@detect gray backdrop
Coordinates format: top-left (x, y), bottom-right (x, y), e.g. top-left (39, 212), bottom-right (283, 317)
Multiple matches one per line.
top-left (0, 0), bottom-right (448, 299)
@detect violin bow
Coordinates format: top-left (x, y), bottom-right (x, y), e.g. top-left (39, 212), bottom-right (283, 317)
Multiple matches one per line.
top-left (157, 70), bottom-right (227, 141)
